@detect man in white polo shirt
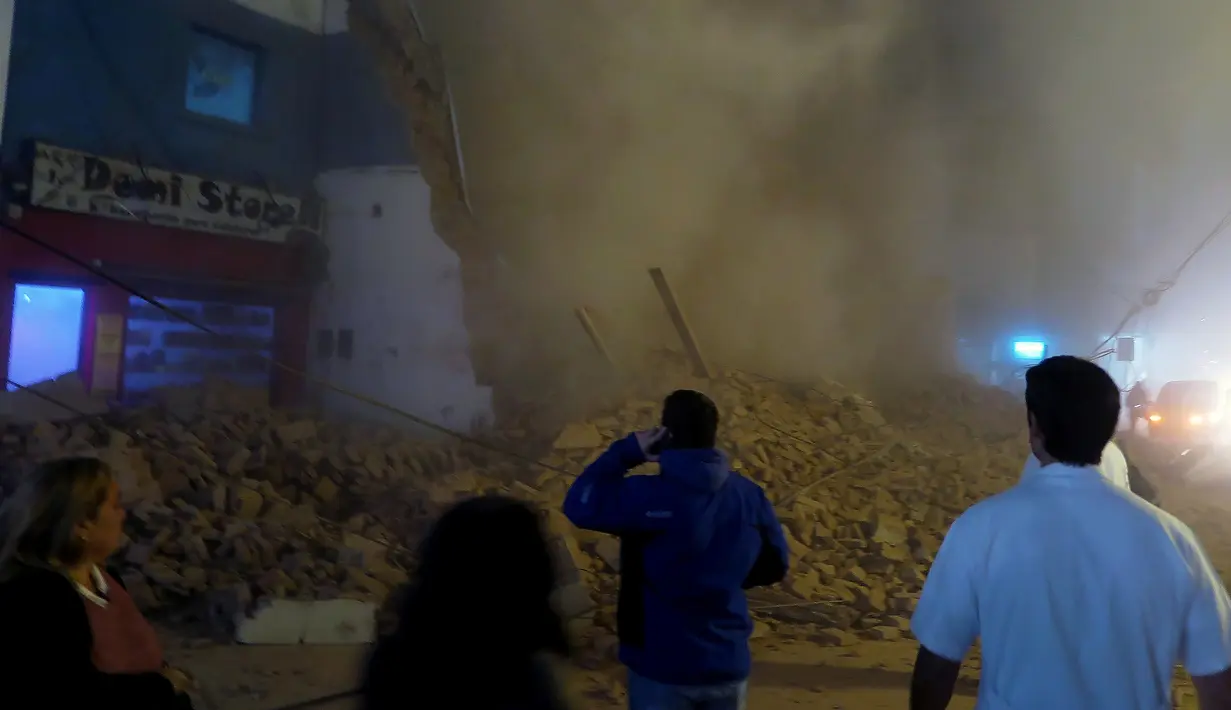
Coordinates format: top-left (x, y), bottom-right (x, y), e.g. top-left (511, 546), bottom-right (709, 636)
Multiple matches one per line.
top-left (1020, 439), bottom-right (1130, 490)
top-left (910, 355), bottom-right (1231, 710)
top-left (1021, 436), bottom-right (1160, 505)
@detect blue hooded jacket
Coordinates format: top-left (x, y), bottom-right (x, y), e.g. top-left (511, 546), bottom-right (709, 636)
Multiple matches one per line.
top-left (562, 435), bottom-right (790, 686)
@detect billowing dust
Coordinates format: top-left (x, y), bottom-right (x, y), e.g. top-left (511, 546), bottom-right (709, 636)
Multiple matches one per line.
top-left (407, 0), bottom-right (1231, 402)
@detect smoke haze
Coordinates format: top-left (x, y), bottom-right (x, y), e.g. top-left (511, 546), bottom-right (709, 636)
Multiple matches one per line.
top-left (407, 0), bottom-right (1231, 400)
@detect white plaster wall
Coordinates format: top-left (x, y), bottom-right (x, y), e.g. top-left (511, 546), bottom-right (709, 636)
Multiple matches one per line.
top-left (312, 166), bottom-right (493, 434)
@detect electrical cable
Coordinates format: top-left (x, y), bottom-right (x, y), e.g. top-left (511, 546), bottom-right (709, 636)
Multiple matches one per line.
top-left (10, 9), bottom-right (896, 708)
top-left (0, 217), bottom-right (572, 476)
top-left (70, 0), bottom-right (177, 167)
top-left (0, 219), bottom-right (890, 483)
top-left (4, 378), bottom-right (89, 417)
top-left (6, 377), bottom-right (846, 710)
top-left (0, 208), bottom-right (937, 505)
top-left (24, 1), bottom-right (896, 481)
top-left (0, 214), bottom-right (949, 710)
top-left (1090, 207), bottom-right (1231, 358)
top-left (58, 0), bottom-right (286, 243)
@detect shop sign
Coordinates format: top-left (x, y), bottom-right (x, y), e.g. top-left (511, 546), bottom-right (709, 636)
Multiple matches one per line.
top-left (29, 142), bottom-right (305, 243)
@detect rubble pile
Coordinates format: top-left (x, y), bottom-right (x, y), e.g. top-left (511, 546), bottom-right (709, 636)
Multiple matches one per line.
top-left (0, 398), bottom-right (512, 628)
top-left (537, 366), bottom-right (1028, 655)
top-left (0, 365), bottom-right (1027, 652)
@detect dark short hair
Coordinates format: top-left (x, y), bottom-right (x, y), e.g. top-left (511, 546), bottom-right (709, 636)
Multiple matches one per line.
top-left (1025, 356), bottom-right (1120, 465)
top-left (661, 389), bottom-right (719, 449)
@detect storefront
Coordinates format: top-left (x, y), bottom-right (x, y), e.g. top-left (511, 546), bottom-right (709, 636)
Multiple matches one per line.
top-left (0, 142), bottom-right (317, 405)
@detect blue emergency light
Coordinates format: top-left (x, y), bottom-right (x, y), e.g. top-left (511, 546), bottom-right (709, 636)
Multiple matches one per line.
top-left (1011, 340), bottom-right (1047, 361)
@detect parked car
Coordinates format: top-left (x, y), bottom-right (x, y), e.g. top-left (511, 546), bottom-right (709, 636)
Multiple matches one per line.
top-left (1147, 379), bottom-right (1222, 448)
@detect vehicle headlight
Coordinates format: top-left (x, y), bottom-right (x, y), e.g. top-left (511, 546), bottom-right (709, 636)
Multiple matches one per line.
top-left (1190, 414), bottom-right (1205, 426)
top-left (1149, 414), bottom-right (1163, 423)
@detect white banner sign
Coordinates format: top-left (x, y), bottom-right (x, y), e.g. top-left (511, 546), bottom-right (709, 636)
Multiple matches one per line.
top-left (29, 142), bottom-right (303, 243)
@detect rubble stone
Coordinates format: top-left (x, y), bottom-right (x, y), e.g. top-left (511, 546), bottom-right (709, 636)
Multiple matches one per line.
top-left (0, 362), bottom-right (1028, 651)
top-left (552, 423), bottom-right (604, 450)
top-left (519, 360), bottom-right (1027, 643)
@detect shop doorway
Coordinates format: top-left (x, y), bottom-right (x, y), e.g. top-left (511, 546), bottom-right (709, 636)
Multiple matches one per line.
top-left (7, 284), bottom-right (86, 390)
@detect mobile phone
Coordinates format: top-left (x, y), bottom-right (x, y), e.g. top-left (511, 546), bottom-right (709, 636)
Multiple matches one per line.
top-left (647, 428), bottom-right (673, 455)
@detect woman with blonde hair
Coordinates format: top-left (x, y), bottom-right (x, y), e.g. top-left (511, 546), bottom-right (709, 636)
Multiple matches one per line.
top-left (0, 456), bottom-right (192, 708)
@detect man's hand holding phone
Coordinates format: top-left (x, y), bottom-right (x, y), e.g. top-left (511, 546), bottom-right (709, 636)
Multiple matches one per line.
top-left (634, 427), bottom-right (671, 462)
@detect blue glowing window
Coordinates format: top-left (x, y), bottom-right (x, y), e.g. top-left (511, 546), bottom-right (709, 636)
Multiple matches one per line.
top-left (7, 284), bottom-right (86, 390)
top-left (1012, 340), bottom-right (1047, 361)
top-left (185, 30), bottom-right (259, 125)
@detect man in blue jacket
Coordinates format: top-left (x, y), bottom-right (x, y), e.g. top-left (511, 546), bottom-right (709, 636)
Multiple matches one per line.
top-left (563, 389), bottom-right (790, 710)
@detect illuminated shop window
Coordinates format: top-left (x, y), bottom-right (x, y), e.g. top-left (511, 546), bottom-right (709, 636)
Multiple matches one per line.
top-left (7, 284), bottom-right (85, 390)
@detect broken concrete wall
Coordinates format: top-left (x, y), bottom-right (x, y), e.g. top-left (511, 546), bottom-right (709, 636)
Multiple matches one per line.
top-left (346, 0), bottom-right (523, 409)
top-left (312, 165), bottom-right (494, 433)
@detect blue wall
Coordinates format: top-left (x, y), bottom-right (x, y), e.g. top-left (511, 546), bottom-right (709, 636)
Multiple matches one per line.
top-left (4, 0), bottom-right (412, 196)
top-left (321, 31), bottom-right (415, 170)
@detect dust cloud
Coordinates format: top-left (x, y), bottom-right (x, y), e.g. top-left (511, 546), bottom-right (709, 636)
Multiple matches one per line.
top-left (944, 0), bottom-right (1231, 350)
top-left (411, 0), bottom-right (1231, 401)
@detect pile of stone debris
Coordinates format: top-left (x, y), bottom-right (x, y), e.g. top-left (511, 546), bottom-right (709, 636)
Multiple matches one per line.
top-left (537, 367), bottom-right (1026, 655)
top-left (0, 366), bottom-right (1027, 653)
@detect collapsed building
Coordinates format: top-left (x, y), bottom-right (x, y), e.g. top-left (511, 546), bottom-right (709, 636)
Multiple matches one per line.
top-left (0, 5), bottom-right (1225, 706)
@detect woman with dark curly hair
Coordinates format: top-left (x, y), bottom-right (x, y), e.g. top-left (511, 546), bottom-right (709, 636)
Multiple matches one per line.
top-left (363, 495), bottom-right (571, 710)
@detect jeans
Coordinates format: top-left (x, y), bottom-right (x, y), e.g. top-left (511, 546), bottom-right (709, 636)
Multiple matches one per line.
top-left (627, 670), bottom-right (748, 710)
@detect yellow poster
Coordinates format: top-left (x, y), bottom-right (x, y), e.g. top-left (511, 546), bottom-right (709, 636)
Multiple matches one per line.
top-left (91, 313), bottom-right (124, 393)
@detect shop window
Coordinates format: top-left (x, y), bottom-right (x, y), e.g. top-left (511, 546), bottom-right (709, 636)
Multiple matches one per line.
top-left (123, 297), bottom-right (274, 396)
top-left (185, 29), bottom-right (259, 125)
top-left (6, 285), bottom-right (85, 390)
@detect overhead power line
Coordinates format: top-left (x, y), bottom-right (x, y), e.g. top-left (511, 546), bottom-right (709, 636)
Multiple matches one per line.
top-left (1091, 206), bottom-right (1231, 358)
